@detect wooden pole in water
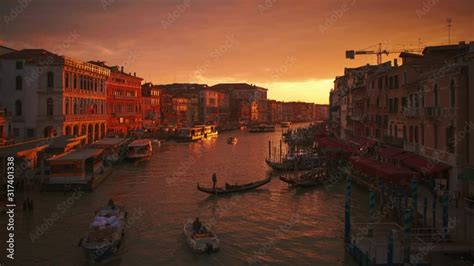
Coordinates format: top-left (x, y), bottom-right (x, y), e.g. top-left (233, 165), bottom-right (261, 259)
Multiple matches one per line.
top-left (268, 140), bottom-right (271, 160)
top-left (279, 139), bottom-right (282, 163)
top-left (387, 230), bottom-right (394, 266)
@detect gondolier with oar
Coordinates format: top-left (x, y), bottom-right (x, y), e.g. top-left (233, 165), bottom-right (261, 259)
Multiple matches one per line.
top-left (212, 173), bottom-right (217, 190)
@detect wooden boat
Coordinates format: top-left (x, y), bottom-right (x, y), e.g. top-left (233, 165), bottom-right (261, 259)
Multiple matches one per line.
top-left (227, 137), bottom-right (238, 144)
top-left (126, 139), bottom-right (152, 160)
top-left (197, 176), bottom-right (271, 194)
top-left (280, 168), bottom-right (328, 187)
top-left (265, 154), bottom-right (322, 171)
top-left (79, 204), bottom-right (126, 262)
top-left (248, 124), bottom-right (275, 133)
top-left (183, 219), bottom-right (220, 253)
top-left (175, 127), bottom-right (203, 142)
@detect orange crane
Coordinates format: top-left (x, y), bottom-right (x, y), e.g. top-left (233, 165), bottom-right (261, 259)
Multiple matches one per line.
top-left (345, 43), bottom-right (422, 64)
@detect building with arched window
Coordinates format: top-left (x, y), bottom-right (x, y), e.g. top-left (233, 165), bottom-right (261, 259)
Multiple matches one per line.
top-left (0, 49), bottom-right (110, 142)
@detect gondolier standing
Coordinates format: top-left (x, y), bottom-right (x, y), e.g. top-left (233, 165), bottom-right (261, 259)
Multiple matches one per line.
top-left (212, 173), bottom-right (217, 190)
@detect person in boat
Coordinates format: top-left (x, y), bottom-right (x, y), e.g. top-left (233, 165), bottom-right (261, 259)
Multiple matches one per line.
top-left (193, 217), bottom-right (202, 233)
top-left (108, 198), bottom-right (116, 210)
top-left (212, 173), bottom-right (217, 190)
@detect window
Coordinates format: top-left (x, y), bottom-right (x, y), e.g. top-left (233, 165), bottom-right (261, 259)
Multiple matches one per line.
top-left (65, 98), bottom-right (69, 115)
top-left (47, 72), bottom-right (54, 88)
top-left (421, 123), bottom-right (425, 145)
top-left (16, 61), bottom-right (23, 70)
top-left (414, 126), bottom-right (418, 143)
top-left (394, 76), bottom-right (399, 88)
top-left (47, 98), bottom-right (54, 116)
top-left (434, 84), bottom-right (439, 107)
top-left (65, 72), bottom-right (69, 88)
top-left (16, 76), bottom-right (22, 90)
top-left (434, 125), bottom-right (439, 149)
top-left (403, 72), bottom-right (407, 85)
top-left (450, 80), bottom-right (456, 108)
top-left (15, 100), bottom-right (22, 116)
top-left (409, 126), bottom-right (413, 143)
top-left (74, 74), bottom-right (77, 89)
top-left (403, 125), bottom-right (407, 141)
top-left (446, 126), bottom-right (455, 153)
top-left (26, 128), bottom-right (35, 138)
top-left (13, 128), bottom-right (20, 137)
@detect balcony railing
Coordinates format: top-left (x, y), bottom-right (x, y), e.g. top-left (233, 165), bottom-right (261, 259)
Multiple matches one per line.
top-left (424, 107), bottom-right (441, 117)
top-left (404, 142), bottom-right (421, 153)
top-left (383, 136), bottom-right (404, 148)
top-left (403, 107), bottom-right (422, 117)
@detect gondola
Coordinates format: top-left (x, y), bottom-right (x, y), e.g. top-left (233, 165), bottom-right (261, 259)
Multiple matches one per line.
top-left (197, 176), bottom-right (271, 194)
top-left (279, 168), bottom-right (328, 188)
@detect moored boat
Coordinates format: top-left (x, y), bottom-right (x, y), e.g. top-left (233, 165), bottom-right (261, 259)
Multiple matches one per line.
top-left (183, 219), bottom-right (220, 253)
top-left (248, 124), bottom-right (275, 133)
top-left (227, 137), bottom-right (238, 144)
top-left (199, 125), bottom-right (218, 139)
top-left (175, 127), bottom-right (203, 142)
top-left (126, 139), bottom-right (153, 160)
top-left (197, 176), bottom-right (271, 194)
top-left (90, 138), bottom-right (130, 165)
top-left (265, 152), bottom-right (322, 171)
top-left (280, 167), bottom-right (328, 187)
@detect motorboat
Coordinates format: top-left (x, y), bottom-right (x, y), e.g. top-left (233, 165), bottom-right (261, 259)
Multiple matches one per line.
top-left (183, 219), bottom-right (220, 253)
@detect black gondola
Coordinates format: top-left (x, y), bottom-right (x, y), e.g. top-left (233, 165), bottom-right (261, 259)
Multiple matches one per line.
top-left (279, 168), bottom-right (328, 187)
top-left (197, 176), bottom-right (271, 194)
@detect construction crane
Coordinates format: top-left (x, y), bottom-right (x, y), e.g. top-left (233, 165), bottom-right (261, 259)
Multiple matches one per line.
top-left (345, 43), bottom-right (422, 65)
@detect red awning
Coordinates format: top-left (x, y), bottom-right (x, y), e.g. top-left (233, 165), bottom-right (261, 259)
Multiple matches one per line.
top-left (377, 146), bottom-right (405, 158)
top-left (317, 137), bottom-right (355, 153)
top-left (399, 154), bottom-right (451, 176)
top-left (349, 156), bottom-right (417, 184)
top-left (349, 136), bottom-right (376, 149)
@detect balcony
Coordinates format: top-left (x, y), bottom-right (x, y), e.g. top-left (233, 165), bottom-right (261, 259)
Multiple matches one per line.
top-left (424, 107), bottom-right (441, 117)
top-left (383, 135), bottom-right (404, 148)
top-left (404, 142), bottom-right (421, 153)
top-left (403, 107), bottom-right (422, 117)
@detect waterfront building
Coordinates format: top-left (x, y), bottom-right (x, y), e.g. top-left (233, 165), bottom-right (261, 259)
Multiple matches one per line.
top-left (0, 45), bottom-right (16, 56)
top-left (0, 49), bottom-right (110, 143)
top-left (329, 41), bottom-right (474, 197)
top-left (211, 83), bottom-right (268, 125)
top-left (267, 99), bottom-right (283, 123)
top-left (90, 62), bottom-right (143, 136)
top-left (141, 82), bottom-right (161, 129)
top-left (0, 109), bottom-right (10, 146)
top-left (314, 104), bottom-right (329, 122)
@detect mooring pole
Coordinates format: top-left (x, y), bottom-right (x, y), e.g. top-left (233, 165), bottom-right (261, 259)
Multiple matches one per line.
top-left (344, 175), bottom-right (352, 245)
top-left (423, 196), bottom-right (428, 227)
top-left (268, 140), bottom-right (271, 160)
top-left (368, 189), bottom-right (376, 237)
top-left (403, 208), bottom-right (412, 264)
top-left (443, 192), bottom-right (449, 239)
top-left (432, 190), bottom-right (437, 233)
top-left (387, 230), bottom-right (394, 266)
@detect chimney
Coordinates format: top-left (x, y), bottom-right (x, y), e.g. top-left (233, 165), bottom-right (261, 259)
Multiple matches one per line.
top-left (134, 72), bottom-right (136, 77)
top-left (121, 66), bottom-right (124, 72)
top-left (394, 59), bottom-right (398, 67)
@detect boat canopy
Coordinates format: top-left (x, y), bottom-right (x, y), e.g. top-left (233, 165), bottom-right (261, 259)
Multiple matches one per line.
top-left (128, 139), bottom-right (151, 147)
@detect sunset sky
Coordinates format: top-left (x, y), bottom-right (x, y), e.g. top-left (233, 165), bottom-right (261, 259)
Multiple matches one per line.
top-left (1, 0), bottom-right (473, 104)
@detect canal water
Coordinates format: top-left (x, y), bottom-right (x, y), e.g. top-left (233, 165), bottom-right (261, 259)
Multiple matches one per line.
top-left (5, 125), bottom-right (370, 266)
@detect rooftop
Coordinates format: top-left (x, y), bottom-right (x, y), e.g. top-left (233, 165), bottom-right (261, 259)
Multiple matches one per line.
top-left (48, 148), bottom-right (104, 162)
